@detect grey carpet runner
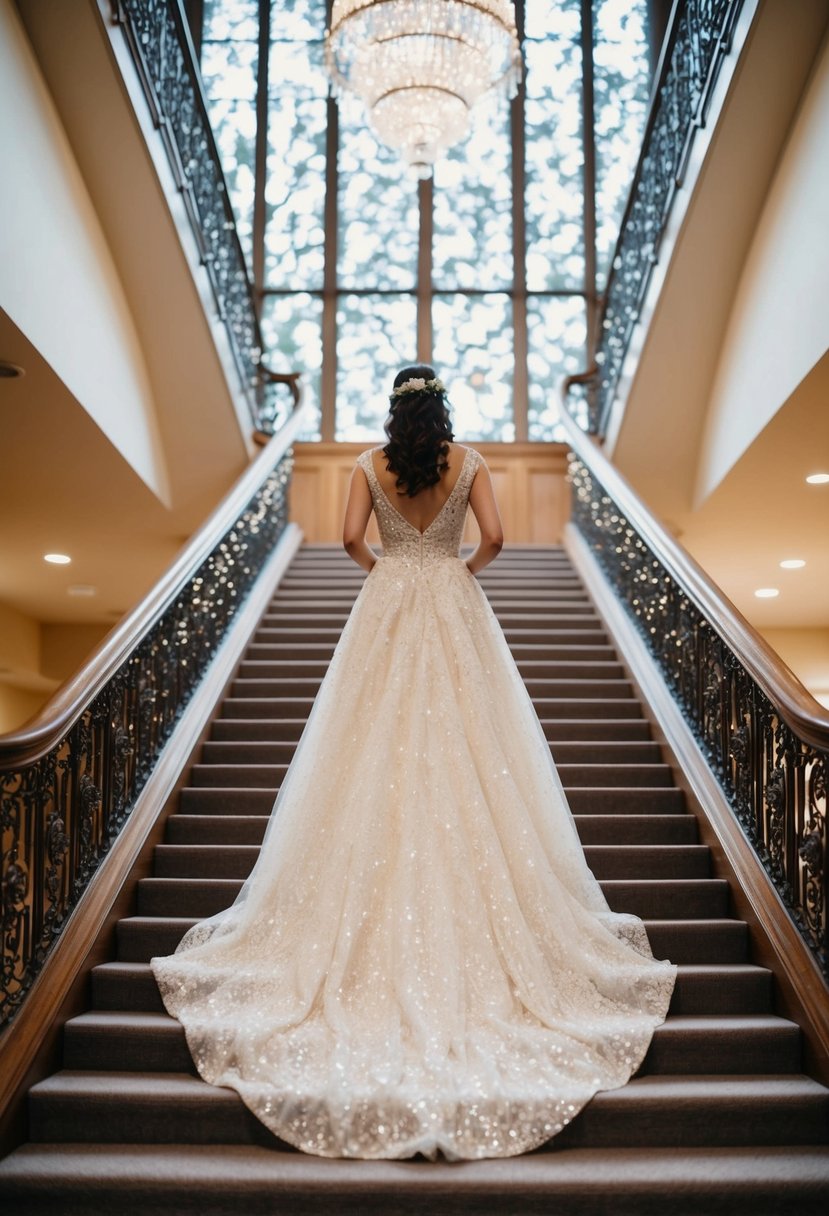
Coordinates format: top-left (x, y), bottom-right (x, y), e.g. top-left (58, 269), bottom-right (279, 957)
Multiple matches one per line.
top-left (2, 545), bottom-right (828, 1214)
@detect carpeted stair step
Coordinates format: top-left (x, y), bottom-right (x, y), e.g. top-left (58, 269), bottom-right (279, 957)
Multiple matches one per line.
top-left (550, 740), bottom-right (664, 762)
top-left (152, 842), bottom-right (712, 881)
top-left (228, 677), bottom-right (638, 701)
top-left (164, 812), bottom-right (698, 847)
top-left (26, 1071), bottom-right (829, 1148)
top-left (541, 719), bottom-right (654, 741)
top-left (135, 876), bottom-right (729, 919)
top-left (555, 763), bottom-right (674, 787)
top-left (246, 641), bottom-right (623, 662)
top-left (503, 628), bottom-right (613, 645)
top-left (237, 658), bottom-right (628, 680)
top-left (210, 718), bottom-right (309, 742)
top-left (115, 915), bottom-right (750, 967)
top-left (185, 761), bottom-right (674, 790)
top-left (565, 788), bottom-right (686, 812)
top-left (175, 785), bottom-right (687, 815)
top-left (90, 959), bottom-right (773, 1017)
top-left (530, 698), bottom-right (643, 719)
top-left (189, 763), bottom-right (289, 788)
top-left (166, 814), bottom-right (270, 844)
top-left (197, 738), bottom-right (665, 766)
top-left (117, 917), bottom-right (200, 961)
top-left (643, 920), bottom-right (748, 963)
top-left (208, 716), bottom-right (656, 743)
top-left (5, 1144), bottom-right (829, 1216)
top-left (61, 1011), bottom-right (801, 1076)
top-left (573, 814), bottom-right (698, 844)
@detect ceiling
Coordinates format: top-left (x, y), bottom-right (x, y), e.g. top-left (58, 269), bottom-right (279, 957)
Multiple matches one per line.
top-left (677, 350), bottom-right (829, 629)
top-left (0, 311), bottom-right (186, 626)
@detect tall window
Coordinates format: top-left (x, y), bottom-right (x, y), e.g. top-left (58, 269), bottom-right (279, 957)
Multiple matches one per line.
top-left (200, 0), bottom-right (650, 440)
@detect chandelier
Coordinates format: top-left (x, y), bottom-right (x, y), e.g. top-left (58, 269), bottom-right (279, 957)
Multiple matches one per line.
top-left (325, 0), bottom-right (521, 178)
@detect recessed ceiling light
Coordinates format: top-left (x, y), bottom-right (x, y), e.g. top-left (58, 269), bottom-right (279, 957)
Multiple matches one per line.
top-left (754, 588), bottom-right (780, 598)
top-left (779, 559), bottom-right (806, 569)
top-left (806, 472), bottom-right (829, 484)
top-left (68, 584), bottom-right (97, 597)
top-left (44, 553), bottom-right (71, 565)
top-left (0, 360), bottom-right (25, 378)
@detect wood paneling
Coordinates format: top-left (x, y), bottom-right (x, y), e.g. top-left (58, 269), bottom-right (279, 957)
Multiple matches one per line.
top-left (289, 443), bottom-right (571, 544)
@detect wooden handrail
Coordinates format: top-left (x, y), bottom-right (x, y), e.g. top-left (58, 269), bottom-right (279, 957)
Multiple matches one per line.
top-left (0, 402), bottom-right (307, 771)
top-left (558, 387), bottom-right (829, 752)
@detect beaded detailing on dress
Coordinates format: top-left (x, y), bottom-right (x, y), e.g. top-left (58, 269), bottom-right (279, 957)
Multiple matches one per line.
top-left (357, 445), bottom-right (480, 565)
top-left (152, 445), bottom-right (676, 1161)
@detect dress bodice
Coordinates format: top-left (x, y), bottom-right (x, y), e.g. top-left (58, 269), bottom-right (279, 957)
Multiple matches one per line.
top-left (358, 446), bottom-right (482, 565)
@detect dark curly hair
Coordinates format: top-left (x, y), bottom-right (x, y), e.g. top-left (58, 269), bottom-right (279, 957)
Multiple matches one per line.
top-left (382, 364), bottom-right (455, 498)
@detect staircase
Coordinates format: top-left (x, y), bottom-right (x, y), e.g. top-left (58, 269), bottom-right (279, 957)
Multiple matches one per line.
top-left (2, 545), bottom-right (828, 1214)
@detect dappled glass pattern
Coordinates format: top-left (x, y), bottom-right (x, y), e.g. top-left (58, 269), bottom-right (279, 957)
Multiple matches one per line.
top-left (338, 98), bottom-right (419, 290)
top-left (201, 0), bottom-right (259, 268)
top-left (594, 0), bottom-right (651, 289)
top-left (200, 0), bottom-right (652, 442)
top-left (265, 2), bottom-right (327, 289)
top-left (524, 0), bottom-right (584, 292)
top-left (433, 295), bottom-right (514, 442)
top-left (336, 295), bottom-right (418, 440)
top-left (260, 293), bottom-right (323, 439)
top-left (527, 295), bottom-right (587, 441)
top-left (433, 106), bottom-right (512, 290)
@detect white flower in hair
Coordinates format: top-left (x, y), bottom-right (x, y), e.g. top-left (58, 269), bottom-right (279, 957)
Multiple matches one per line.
top-left (391, 376), bottom-right (445, 399)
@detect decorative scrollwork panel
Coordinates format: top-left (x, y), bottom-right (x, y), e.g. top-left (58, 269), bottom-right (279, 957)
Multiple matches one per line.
top-left (570, 456), bottom-right (828, 977)
top-left (1, 454), bottom-right (292, 1027)
top-left (576, 0), bottom-right (744, 434)
top-left (111, 0), bottom-right (294, 433)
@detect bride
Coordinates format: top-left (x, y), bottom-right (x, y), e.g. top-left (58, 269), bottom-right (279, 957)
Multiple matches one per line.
top-left (152, 365), bottom-right (676, 1161)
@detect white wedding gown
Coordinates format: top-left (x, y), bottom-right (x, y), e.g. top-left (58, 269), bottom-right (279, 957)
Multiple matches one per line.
top-left (152, 445), bottom-right (676, 1160)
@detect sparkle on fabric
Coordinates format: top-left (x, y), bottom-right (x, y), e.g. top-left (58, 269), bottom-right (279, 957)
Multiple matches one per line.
top-left (151, 444), bottom-right (676, 1161)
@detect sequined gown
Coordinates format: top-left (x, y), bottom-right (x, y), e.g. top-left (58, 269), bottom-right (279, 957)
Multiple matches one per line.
top-left (152, 445), bottom-right (676, 1160)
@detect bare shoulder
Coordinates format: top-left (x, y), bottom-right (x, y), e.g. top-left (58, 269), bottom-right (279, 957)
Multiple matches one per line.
top-left (449, 442), bottom-right (481, 463)
top-left (453, 443), bottom-right (486, 473)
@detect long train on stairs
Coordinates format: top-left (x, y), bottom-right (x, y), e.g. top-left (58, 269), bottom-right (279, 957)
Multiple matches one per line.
top-left (1, 546), bottom-right (828, 1214)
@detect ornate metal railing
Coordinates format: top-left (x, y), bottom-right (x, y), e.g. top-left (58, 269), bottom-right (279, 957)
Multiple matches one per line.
top-left (0, 408), bottom-right (304, 1028)
top-left (581, 0), bottom-right (746, 434)
top-left (110, 0), bottom-right (293, 433)
top-left (559, 405), bottom-right (828, 979)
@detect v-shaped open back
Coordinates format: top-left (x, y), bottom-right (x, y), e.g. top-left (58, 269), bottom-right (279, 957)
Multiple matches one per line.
top-left (358, 445), bottom-right (482, 565)
top-left (369, 447), bottom-right (471, 537)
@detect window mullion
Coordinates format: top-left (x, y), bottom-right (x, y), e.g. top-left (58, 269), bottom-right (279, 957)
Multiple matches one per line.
top-left (252, 0), bottom-right (271, 302)
top-left (511, 0), bottom-right (528, 443)
top-left (321, 92), bottom-right (339, 440)
top-left (417, 178), bottom-right (433, 364)
top-left (581, 0), bottom-right (599, 359)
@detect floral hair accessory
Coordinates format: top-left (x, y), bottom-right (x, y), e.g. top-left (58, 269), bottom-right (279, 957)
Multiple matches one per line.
top-left (390, 376), bottom-right (445, 400)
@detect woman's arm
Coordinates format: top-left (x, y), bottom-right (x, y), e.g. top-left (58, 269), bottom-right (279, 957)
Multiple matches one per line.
top-left (465, 460), bottom-right (504, 575)
top-left (342, 465), bottom-right (379, 572)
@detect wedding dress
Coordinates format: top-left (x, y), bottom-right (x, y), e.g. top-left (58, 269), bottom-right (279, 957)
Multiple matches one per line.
top-left (152, 444), bottom-right (676, 1160)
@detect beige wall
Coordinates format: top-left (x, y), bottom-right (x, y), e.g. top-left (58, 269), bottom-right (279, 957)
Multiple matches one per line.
top-left (0, 685), bottom-right (47, 735)
top-left (41, 622), bottom-right (111, 682)
top-left (0, 598), bottom-right (109, 734)
top-left (0, 599), bottom-right (40, 675)
top-left (290, 443), bottom-right (571, 545)
top-left (0, 0), bottom-right (169, 504)
top-left (696, 25), bottom-right (829, 504)
top-left (761, 628), bottom-right (829, 710)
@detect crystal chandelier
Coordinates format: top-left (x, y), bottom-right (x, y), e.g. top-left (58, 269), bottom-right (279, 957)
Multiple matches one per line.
top-left (325, 0), bottom-right (521, 178)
